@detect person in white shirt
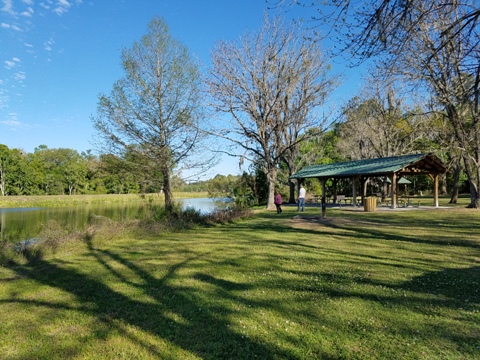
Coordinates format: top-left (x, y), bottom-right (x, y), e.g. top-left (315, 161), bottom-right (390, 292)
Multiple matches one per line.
top-left (297, 185), bottom-right (306, 211)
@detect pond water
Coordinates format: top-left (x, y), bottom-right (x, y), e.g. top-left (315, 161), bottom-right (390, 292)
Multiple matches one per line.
top-left (0, 198), bottom-right (229, 244)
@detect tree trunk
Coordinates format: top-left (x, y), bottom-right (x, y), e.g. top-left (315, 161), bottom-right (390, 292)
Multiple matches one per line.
top-left (266, 167), bottom-right (278, 210)
top-left (162, 167), bottom-right (174, 211)
top-left (0, 172), bottom-right (4, 196)
top-left (449, 159), bottom-right (461, 204)
top-left (0, 165), bottom-right (5, 196)
top-left (285, 156), bottom-right (298, 204)
top-left (462, 154), bottom-right (479, 208)
top-left (288, 179), bottom-right (296, 204)
top-left (440, 173), bottom-right (447, 195)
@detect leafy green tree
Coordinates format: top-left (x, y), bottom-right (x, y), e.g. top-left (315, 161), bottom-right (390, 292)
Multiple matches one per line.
top-left (93, 17), bottom-right (214, 210)
top-left (0, 144), bottom-right (11, 196)
top-left (81, 150), bottom-right (100, 194)
top-left (207, 174), bottom-right (239, 198)
top-left (7, 148), bottom-right (36, 195)
top-left (55, 148), bottom-right (86, 195)
top-left (28, 146), bottom-right (84, 195)
top-left (97, 154), bottom-right (139, 194)
top-left (29, 145), bottom-right (59, 194)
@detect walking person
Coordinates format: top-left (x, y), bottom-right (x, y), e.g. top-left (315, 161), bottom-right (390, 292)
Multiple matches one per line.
top-left (274, 191), bottom-right (283, 213)
top-left (297, 184), bottom-right (306, 212)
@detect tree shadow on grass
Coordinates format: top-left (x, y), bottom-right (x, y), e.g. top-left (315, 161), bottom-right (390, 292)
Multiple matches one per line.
top-left (308, 214), bottom-right (480, 250)
top-left (3, 243), bottom-right (292, 359)
top-left (399, 265), bottom-right (480, 306)
top-left (273, 266), bottom-right (480, 358)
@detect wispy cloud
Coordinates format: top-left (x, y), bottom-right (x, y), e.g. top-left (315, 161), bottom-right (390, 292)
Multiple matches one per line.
top-left (44, 37), bottom-right (55, 51)
top-left (39, 1), bottom-right (51, 11)
top-left (1, 0), bottom-right (15, 15)
top-left (14, 71), bottom-right (27, 81)
top-left (2, 113), bottom-right (19, 127)
top-left (1, 113), bottom-right (36, 129)
top-left (3, 121), bottom-right (36, 129)
top-left (53, 0), bottom-right (71, 15)
top-left (0, 87), bottom-right (10, 110)
top-left (20, 6), bottom-right (34, 17)
top-left (4, 57), bottom-right (20, 69)
top-left (2, 119), bottom-right (22, 127)
top-left (1, 22), bottom-right (22, 32)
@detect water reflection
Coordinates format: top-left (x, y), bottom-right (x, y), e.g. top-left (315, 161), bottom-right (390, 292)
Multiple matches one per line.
top-left (0, 198), bottom-right (228, 243)
top-left (178, 197), bottom-right (231, 214)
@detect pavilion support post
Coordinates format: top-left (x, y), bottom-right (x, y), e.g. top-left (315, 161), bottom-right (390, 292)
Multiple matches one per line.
top-left (361, 177), bottom-right (367, 205)
top-left (352, 176), bottom-right (359, 207)
top-left (433, 174), bottom-right (439, 207)
top-left (383, 178), bottom-right (389, 200)
top-left (333, 179), bottom-right (338, 203)
top-left (321, 178), bottom-right (326, 219)
top-left (297, 180), bottom-right (301, 204)
top-left (389, 173), bottom-right (397, 209)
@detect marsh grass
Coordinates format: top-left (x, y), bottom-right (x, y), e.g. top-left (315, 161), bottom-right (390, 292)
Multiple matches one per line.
top-left (0, 201), bottom-right (479, 359)
top-left (0, 192), bottom-right (208, 208)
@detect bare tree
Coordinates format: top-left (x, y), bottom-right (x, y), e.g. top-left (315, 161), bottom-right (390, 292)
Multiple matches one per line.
top-left (275, 0), bottom-right (480, 207)
top-left (92, 17), bottom-right (214, 210)
top-left (207, 15), bottom-right (338, 209)
top-left (381, 2), bottom-right (480, 207)
top-left (270, 0), bottom-right (479, 61)
top-left (337, 75), bottom-right (430, 160)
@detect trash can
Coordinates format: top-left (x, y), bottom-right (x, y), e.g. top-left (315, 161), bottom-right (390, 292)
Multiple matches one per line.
top-left (364, 196), bottom-right (377, 212)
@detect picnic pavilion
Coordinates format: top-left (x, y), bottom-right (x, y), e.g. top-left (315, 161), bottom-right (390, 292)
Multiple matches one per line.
top-left (289, 153), bottom-right (448, 217)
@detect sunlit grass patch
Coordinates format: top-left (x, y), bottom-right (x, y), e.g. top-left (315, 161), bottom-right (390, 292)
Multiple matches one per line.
top-left (0, 205), bottom-right (479, 359)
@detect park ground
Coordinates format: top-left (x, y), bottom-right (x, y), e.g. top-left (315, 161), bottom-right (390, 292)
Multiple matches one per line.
top-left (0, 195), bottom-right (479, 359)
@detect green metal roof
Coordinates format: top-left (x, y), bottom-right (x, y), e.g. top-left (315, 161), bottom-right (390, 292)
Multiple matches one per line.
top-left (290, 153), bottom-right (447, 179)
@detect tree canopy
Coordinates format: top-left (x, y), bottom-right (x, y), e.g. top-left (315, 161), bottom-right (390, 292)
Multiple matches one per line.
top-left (207, 15), bottom-right (338, 208)
top-left (92, 17), bottom-right (214, 209)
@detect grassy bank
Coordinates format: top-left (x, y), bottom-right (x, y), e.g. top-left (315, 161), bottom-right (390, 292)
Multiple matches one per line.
top-left (0, 205), bottom-right (479, 359)
top-left (0, 192), bottom-right (209, 208)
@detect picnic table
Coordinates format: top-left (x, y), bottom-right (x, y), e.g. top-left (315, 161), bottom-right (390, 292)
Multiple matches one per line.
top-left (336, 195), bottom-right (350, 206)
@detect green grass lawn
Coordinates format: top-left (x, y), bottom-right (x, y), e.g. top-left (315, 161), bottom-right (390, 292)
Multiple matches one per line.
top-left (0, 200), bottom-right (479, 359)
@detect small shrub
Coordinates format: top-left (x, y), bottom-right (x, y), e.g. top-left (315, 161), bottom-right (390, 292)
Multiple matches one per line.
top-left (0, 239), bottom-right (17, 266)
top-left (206, 207), bottom-right (252, 224)
top-left (137, 202), bottom-right (251, 234)
top-left (22, 244), bottom-right (45, 262)
top-left (84, 214), bottom-right (127, 248)
top-left (37, 220), bottom-right (66, 254)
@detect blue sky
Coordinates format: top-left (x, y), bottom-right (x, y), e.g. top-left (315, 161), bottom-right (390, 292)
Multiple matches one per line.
top-left (1, 0), bottom-right (365, 178)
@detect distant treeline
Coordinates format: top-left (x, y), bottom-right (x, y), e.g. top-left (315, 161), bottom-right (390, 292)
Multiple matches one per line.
top-left (0, 144), bottom-right (233, 196)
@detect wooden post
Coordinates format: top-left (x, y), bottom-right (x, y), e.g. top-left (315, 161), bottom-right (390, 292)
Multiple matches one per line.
top-left (297, 180), bottom-right (301, 204)
top-left (352, 176), bottom-right (358, 207)
top-left (361, 177), bottom-right (367, 205)
top-left (433, 174), bottom-right (439, 207)
top-left (321, 178), bottom-right (326, 219)
top-left (390, 173), bottom-right (397, 209)
top-left (333, 179), bottom-right (338, 203)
